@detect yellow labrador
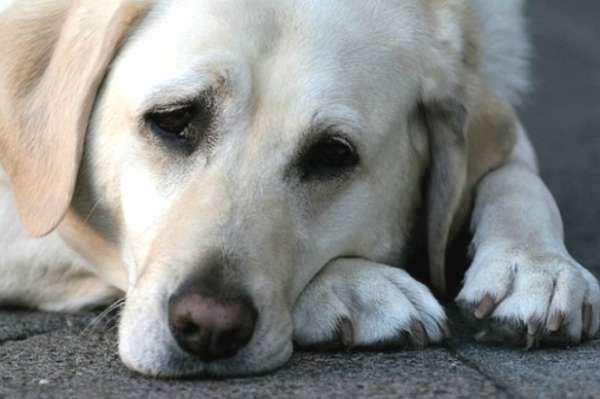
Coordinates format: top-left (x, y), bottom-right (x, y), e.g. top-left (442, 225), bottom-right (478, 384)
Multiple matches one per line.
top-left (0, 0), bottom-right (598, 377)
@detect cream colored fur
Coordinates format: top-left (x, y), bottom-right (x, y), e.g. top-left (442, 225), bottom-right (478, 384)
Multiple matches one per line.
top-left (0, 0), bottom-right (598, 378)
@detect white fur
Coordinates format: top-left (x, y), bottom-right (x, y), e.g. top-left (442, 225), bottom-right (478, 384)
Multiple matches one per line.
top-left (475, 0), bottom-right (531, 105)
top-left (293, 258), bottom-right (447, 346)
top-left (0, 0), bottom-right (598, 379)
top-left (0, 171), bottom-right (120, 311)
top-left (0, 0), bottom-right (13, 14)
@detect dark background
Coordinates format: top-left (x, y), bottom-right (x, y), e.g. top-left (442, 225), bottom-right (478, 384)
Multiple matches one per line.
top-left (522, 0), bottom-right (600, 276)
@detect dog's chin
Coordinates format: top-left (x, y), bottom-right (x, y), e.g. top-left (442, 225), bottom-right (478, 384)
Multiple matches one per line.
top-left (118, 310), bottom-right (294, 378)
top-left (119, 333), bottom-right (294, 379)
top-left (119, 340), bottom-right (292, 379)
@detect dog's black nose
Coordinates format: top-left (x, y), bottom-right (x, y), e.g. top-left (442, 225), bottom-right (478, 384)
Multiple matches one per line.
top-left (168, 290), bottom-right (257, 362)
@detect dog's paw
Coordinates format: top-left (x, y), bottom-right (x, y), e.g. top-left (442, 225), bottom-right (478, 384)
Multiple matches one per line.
top-left (292, 258), bottom-right (450, 350)
top-left (457, 248), bottom-right (600, 348)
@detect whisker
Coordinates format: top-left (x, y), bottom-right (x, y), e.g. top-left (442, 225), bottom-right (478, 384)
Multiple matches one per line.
top-left (78, 298), bottom-right (126, 338)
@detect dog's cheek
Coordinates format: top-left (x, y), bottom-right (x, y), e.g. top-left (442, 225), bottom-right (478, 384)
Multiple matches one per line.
top-left (118, 163), bottom-right (179, 275)
top-left (121, 165), bottom-right (164, 234)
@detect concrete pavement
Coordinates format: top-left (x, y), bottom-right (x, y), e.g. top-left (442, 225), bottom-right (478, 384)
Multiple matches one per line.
top-left (1, 0), bottom-right (599, 397)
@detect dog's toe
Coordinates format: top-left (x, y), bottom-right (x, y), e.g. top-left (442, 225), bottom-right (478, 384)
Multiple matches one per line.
top-left (457, 249), bottom-right (600, 347)
top-left (292, 258), bottom-right (449, 350)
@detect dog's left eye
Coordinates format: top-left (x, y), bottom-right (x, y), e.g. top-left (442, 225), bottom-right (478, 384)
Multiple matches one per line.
top-left (299, 136), bottom-right (359, 180)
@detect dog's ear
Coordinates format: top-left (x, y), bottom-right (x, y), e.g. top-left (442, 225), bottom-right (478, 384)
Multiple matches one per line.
top-left (0, 0), bottom-right (152, 236)
top-left (421, 85), bottom-right (517, 298)
top-left (420, 96), bottom-right (468, 299)
top-left (420, 1), bottom-right (516, 297)
top-left (418, 0), bottom-right (472, 297)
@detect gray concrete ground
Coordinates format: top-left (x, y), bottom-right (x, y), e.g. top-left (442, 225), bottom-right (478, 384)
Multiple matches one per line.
top-left (1, 0), bottom-right (599, 398)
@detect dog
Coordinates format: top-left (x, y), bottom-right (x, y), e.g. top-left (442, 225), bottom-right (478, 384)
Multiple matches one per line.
top-left (1, 0), bottom-right (599, 378)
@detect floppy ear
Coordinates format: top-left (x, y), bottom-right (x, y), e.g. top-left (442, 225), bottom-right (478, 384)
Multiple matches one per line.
top-left (421, 97), bottom-right (468, 298)
top-left (420, 1), bottom-right (517, 297)
top-left (0, 0), bottom-right (151, 236)
top-left (422, 83), bottom-right (517, 298)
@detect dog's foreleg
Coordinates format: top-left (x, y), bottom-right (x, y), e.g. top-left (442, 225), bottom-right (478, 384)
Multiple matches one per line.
top-left (457, 123), bottom-right (600, 346)
top-left (292, 258), bottom-right (449, 349)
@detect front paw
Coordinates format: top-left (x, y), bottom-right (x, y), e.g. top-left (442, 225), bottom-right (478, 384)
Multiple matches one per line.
top-left (457, 248), bottom-right (600, 348)
top-left (292, 259), bottom-right (450, 350)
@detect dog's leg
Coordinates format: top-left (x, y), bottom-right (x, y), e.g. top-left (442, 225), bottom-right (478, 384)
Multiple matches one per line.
top-left (293, 258), bottom-right (449, 349)
top-left (457, 123), bottom-right (600, 346)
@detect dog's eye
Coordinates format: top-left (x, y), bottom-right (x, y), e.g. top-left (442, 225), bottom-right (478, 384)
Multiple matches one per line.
top-left (299, 136), bottom-right (359, 180)
top-left (147, 106), bottom-right (198, 151)
top-left (149, 107), bottom-right (194, 138)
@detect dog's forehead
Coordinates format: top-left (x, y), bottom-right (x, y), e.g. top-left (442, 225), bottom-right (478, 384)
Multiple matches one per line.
top-left (113, 0), bottom-right (428, 118)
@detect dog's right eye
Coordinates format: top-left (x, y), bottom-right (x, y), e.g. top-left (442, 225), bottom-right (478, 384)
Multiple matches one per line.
top-left (146, 106), bottom-right (199, 153)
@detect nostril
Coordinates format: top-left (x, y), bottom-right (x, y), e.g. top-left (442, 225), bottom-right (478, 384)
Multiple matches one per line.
top-left (173, 319), bottom-right (200, 335)
top-left (168, 290), bottom-right (257, 362)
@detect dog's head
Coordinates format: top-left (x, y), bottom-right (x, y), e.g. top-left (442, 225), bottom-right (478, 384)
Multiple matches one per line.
top-left (0, 0), bottom-right (515, 377)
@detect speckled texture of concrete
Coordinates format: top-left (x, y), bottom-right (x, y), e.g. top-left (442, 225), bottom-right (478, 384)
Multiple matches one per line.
top-left (0, 325), bottom-right (510, 399)
top-left (1, 0), bottom-right (599, 398)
